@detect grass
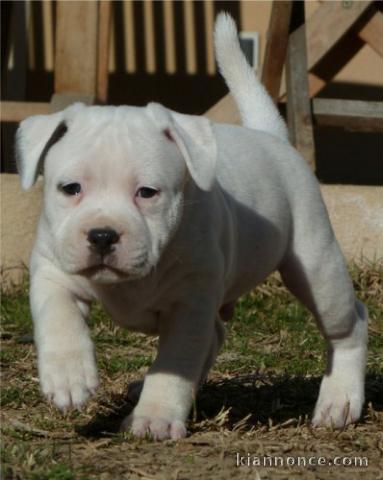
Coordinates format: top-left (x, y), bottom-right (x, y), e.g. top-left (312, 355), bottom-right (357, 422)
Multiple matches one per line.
top-left (1, 263), bottom-right (382, 479)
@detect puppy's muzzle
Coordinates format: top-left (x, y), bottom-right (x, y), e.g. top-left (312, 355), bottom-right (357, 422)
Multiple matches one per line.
top-left (87, 227), bottom-right (120, 256)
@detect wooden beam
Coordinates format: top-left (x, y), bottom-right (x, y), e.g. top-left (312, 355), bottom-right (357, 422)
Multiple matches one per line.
top-left (261, 1), bottom-right (292, 102)
top-left (97, 0), bottom-right (112, 103)
top-left (1, 101), bottom-right (50, 123)
top-left (286, 3), bottom-right (315, 169)
top-left (313, 98), bottom-right (383, 132)
top-left (55, 1), bottom-right (99, 95)
top-left (266, 1), bottom-right (374, 101)
top-left (283, 0), bottom-right (373, 99)
top-left (50, 93), bottom-right (95, 113)
top-left (205, 94), bottom-right (240, 124)
top-left (0, 94), bottom-right (97, 123)
top-left (207, 1), bottom-right (373, 121)
top-left (304, 1), bottom-right (372, 71)
top-left (358, 9), bottom-right (383, 58)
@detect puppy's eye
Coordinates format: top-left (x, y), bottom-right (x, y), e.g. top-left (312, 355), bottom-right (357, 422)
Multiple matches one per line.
top-left (136, 187), bottom-right (159, 199)
top-left (60, 182), bottom-right (82, 196)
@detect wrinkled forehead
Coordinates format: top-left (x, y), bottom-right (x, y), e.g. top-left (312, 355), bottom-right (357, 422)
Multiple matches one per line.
top-left (44, 106), bottom-right (185, 185)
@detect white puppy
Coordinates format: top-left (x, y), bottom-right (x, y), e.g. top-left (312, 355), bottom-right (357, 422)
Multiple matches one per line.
top-left (16, 14), bottom-right (367, 440)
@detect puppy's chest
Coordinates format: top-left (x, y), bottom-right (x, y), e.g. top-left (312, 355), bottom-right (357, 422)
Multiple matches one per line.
top-left (96, 282), bottom-right (171, 335)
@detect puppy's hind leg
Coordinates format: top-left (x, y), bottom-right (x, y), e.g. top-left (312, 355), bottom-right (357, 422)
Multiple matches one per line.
top-left (279, 240), bottom-right (368, 428)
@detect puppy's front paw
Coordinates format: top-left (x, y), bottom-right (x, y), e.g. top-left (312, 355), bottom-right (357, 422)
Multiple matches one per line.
top-left (120, 409), bottom-right (187, 440)
top-left (312, 376), bottom-right (363, 428)
top-left (38, 346), bottom-right (98, 411)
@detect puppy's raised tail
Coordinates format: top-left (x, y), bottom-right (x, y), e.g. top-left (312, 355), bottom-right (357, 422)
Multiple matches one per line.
top-left (214, 12), bottom-right (289, 141)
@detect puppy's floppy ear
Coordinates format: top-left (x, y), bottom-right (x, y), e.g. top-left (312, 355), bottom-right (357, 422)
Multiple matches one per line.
top-left (146, 103), bottom-right (217, 191)
top-left (16, 103), bottom-right (84, 190)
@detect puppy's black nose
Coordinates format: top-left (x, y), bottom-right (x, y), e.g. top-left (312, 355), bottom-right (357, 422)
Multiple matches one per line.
top-left (87, 228), bottom-right (120, 254)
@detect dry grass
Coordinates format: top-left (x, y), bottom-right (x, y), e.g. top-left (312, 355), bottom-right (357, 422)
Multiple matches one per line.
top-left (1, 263), bottom-right (382, 479)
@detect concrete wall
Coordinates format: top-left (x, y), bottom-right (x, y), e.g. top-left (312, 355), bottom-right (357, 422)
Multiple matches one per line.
top-left (1, 174), bottom-right (42, 285)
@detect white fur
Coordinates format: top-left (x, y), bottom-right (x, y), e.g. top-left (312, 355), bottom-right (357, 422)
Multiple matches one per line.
top-left (16, 13), bottom-right (367, 440)
top-left (214, 13), bottom-right (289, 140)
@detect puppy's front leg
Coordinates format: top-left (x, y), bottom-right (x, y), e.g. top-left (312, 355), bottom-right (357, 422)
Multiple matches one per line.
top-left (121, 299), bottom-right (217, 440)
top-left (30, 271), bottom-right (98, 410)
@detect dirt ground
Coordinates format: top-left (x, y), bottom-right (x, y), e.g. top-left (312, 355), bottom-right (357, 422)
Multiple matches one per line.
top-left (2, 372), bottom-right (383, 480)
top-left (1, 265), bottom-right (382, 479)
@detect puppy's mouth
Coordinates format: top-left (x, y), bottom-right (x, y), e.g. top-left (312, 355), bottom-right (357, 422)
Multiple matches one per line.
top-left (76, 255), bottom-right (151, 283)
top-left (79, 264), bottom-right (126, 278)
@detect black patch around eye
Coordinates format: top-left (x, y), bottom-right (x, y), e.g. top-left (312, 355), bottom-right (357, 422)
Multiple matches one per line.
top-left (136, 187), bottom-right (159, 199)
top-left (60, 182), bottom-right (81, 196)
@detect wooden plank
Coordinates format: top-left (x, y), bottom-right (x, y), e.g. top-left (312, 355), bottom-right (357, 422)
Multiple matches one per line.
top-left (55, 1), bottom-right (99, 95)
top-left (163, 0), bottom-right (177, 74)
top-left (97, 0), bottom-right (112, 103)
top-left (1, 101), bottom-right (50, 123)
top-left (184, 1), bottom-right (197, 74)
top-left (313, 98), bottom-right (383, 132)
top-left (50, 93), bottom-right (95, 113)
top-left (143, 0), bottom-right (156, 73)
top-left (286, 4), bottom-right (315, 169)
top-left (358, 9), bottom-right (383, 58)
top-left (0, 95), bottom-right (96, 123)
top-left (261, 1), bottom-right (292, 102)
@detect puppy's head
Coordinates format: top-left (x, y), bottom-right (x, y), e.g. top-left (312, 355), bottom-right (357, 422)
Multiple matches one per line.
top-left (16, 103), bottom-right (216, 283)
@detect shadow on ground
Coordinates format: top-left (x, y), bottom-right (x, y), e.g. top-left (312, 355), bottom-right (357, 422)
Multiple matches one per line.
top-left (76, 373), bottom-right (383, 438)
